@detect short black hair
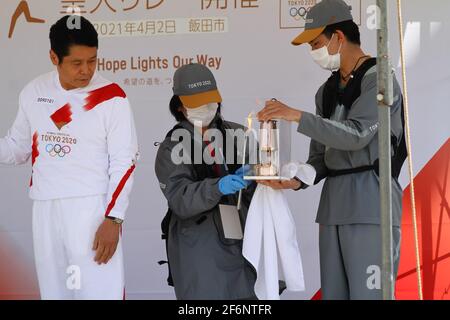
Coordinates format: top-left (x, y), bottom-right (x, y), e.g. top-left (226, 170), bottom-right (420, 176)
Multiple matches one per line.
top-left (169, 95), bottom-right (221, 123)
top-left (322, 20), bottom-right (361, 46)
top-left (49, 15), bottom-right (98, 63)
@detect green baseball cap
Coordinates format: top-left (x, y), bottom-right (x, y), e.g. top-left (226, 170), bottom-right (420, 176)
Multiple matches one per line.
top-left (291, 0), bottom-right (353, 46)
top-left (173, 63), bottom-right (222, 109)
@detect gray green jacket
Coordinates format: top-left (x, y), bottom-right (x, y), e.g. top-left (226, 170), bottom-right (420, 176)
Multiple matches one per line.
top-left (298, 66), bottom-right (404, 226)
top-left (155, 118), bottom-right (256, 300)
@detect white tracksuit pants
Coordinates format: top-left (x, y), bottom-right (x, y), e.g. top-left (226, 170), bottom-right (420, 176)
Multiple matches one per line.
top-left (32, 195), bottom-right (124, 300)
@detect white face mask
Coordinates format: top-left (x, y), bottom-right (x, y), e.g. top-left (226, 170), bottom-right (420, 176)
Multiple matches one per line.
top-left (185, 103), bottom-right (219, 126)
top-left (310, 34), bottom-right (342, 71)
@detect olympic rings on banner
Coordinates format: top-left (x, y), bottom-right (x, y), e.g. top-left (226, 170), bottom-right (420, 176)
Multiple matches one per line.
top-left (289, 7), bottom-right (310, 21)
top-left (46, 144), bottom-right (71, 158)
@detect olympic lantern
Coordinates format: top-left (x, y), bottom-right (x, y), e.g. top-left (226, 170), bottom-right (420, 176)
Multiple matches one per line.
top-left (241, 114), bottom-right (292, 181)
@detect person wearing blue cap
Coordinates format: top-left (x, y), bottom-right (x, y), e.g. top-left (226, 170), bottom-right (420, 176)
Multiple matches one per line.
top-left (258, 0), bottom-right (406, 300)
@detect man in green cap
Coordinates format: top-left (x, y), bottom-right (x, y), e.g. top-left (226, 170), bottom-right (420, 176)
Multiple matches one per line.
top-left (258, 0), bottom-right (405, 299)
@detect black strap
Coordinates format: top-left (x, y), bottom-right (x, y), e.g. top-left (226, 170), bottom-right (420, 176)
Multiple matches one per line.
top-left (328, 165), bottom-right (376, 177)
top-left (392, 99), bottom-right (407, 179)
top-left (160, 208), bottom-right (174, 287)
top-left (322, 57), bottom-right (377, 119)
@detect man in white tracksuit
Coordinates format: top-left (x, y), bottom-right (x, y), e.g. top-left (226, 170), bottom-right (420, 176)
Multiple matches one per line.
top-left (0, 16), bottom-right (138, 299)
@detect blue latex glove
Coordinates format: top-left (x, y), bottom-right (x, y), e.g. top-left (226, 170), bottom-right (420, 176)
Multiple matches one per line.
top-left (219, 175), bottom-right (247, 195)
top-left (234, 165), bottom-right (251, 178)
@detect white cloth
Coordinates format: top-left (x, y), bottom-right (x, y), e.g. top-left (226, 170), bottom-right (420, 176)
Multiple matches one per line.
top-left (0, 71), bottom-right (138, 219)
top-left (33, 195), bottom-right (124, 300)
top-left (242, 162), bottom-right (316, 300)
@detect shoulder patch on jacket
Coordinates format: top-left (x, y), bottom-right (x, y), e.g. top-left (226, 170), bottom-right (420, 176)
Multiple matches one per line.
top-left (84, 83), bottom-right (126, 111)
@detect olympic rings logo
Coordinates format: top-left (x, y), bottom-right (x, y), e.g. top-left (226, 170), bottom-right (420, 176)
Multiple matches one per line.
top-left (46, 144), bottom-right (72, 158)
top-left (289, 7), bottom-right (311, 21)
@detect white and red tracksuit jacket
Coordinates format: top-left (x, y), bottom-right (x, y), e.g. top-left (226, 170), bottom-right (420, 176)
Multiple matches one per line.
top-left (0, 71), bottom-right (138, 220)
